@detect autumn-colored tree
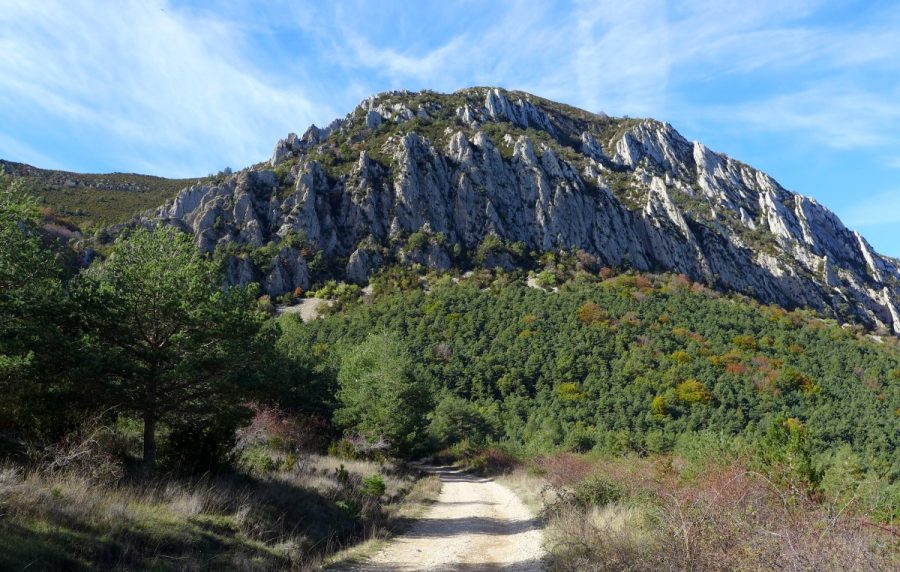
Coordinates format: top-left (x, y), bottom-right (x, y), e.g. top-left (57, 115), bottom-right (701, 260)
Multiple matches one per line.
top-left (576, 302), bottom-right (607, 324)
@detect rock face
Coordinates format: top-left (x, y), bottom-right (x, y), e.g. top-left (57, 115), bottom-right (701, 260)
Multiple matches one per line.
top-left (148, 88), bottom-right (900, 334)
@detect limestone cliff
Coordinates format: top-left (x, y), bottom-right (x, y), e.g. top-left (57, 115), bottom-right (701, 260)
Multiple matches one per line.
top-left (148, 88), bottom-right (900, 334)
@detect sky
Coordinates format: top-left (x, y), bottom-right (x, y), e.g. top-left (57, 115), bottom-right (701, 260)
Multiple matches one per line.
top-left (1, 1), bottom-right (898, 256)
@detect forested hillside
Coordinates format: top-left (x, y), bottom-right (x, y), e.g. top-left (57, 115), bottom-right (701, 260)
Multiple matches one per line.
top-left (283, 266), bottom-right (900, 480)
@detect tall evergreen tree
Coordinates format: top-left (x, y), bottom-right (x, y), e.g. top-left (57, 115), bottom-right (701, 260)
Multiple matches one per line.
top-left (76, 225), bottom-right (267, 469)
top-left (335, 333), bottom-right (430, 457)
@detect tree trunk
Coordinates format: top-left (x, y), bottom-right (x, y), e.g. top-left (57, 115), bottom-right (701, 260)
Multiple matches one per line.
top-left (143, 412), bottom-right (157, 470)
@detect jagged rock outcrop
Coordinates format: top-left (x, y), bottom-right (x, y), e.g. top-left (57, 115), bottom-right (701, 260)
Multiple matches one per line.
top-left (148, 87), bottom-right (900, 334)
top-left (264, 247), bottom-right (310, 297)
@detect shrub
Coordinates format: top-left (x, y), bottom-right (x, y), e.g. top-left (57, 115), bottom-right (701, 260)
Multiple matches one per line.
top-left (563, 427), bottom-right (596, 453)
top-left (43, 423), bottom-right (124, 485)
top-left (475, 233), bottom-right (504, 262)
top-left (536, 269), bottom-right (558, 289)
top-left (732, 334), bottom-right (758, 350)
top-left (328, 438), bottom-right (359, 460)
top-left (240, 446), bottom-right (277, 473)
top-left (556, 382), bottom-right (587, 401)
top-left (576, 302), bottom-right (607, 324)
top-left (573, 476), bottom-right (624, 508)
top-left (406, 230), bottom-right (428, 251)
top-left (669, 350), bottom-right (692, 364)
top-left (775, 367), bottom-right (818, 394)
top-left (236, 405), bottom-right (328, 454)
top-left (468, 447), bottom-right (519, 476)
top-left (361, 474), bottom-right (386, 498)
top-left (163, 415), bottom-right (241, 473)
top-left (650, 395), bottom-right (668, 417)
top-left (427, 394), bottom-right (493, 448)
top-left (536, 454), bottom-right (594, 487)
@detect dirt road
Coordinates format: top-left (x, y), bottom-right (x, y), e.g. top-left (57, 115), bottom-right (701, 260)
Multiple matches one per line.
top-left (343, 466), bottom-right (544, 571)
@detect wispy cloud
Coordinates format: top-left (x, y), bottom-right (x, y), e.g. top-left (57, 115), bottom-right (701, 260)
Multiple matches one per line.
top-left (0, 0), bottom-right (330, 176)
top-left (713, 86), bottom-right (900, 149)
top-left (342, 34), bottom-right (471, 82)
top-left (844, 190), bottom-right (900, 227)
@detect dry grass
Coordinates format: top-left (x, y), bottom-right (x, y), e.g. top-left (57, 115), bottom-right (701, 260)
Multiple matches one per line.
top-left (324, 473), bottom-right (442, 568)
top-left (496, 468), bottom-right (548, 515)
top-left (518, 454), bottom-right (900, 572)
top-left (0, 454), bottom-right (425, 571)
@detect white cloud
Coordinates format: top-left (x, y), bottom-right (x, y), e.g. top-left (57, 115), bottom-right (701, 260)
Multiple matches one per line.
top-left (0, 0), bottom-right (330, 176)
top-left (317, 0), bottom-right (900, 129)
top-left (2, 0), bottom-right (899, 181)
top-left (343, 34), bottom-right (471, 83)
top-left (569, 0), bottom-right (671, 117)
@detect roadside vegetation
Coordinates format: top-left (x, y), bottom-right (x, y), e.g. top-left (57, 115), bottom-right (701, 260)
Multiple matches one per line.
top-left (0, 407), bottom-right (435, 570)
top-left (0, 174), bottom-right (436, 570)
top-left (482, 442), bottom-right (899, 571)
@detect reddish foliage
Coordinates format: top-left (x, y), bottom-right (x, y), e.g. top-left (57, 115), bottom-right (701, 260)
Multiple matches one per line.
top-left (726, 362), bottom-right (748, 375)
top-left (536, 454), bottom-right (594, 487)
top-left (470, 447), bottom-right (519, 476)
top-left (673, 273), bottom-right (692, 288)
top-left (576, 302), bottom-right (607, 324)
top-left (575, 249), bottom-right (599, 271)
top-left (236, 405), bottom-right (330, 453)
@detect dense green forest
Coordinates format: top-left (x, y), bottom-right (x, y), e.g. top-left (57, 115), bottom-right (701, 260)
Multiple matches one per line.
top-left (284, 266), bottom-right (900, 480)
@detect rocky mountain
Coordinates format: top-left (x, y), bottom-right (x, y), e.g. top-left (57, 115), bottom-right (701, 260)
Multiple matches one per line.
top-left (143, 87), bottom-right (899, 334)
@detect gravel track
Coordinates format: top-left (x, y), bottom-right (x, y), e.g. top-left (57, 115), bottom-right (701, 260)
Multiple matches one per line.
top-left (341, 466), bottom-right (544, 571)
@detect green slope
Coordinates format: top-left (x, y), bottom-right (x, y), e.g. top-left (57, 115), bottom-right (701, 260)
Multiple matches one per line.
top-left (0, 159), bottom-right (205, 229)
top-left (281, 268), bottom-right (900, 480)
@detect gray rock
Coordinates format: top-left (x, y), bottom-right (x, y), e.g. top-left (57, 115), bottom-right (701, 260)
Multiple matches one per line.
top-left (346, 247), bottom-right (384, 284)
top-left (264, 247), bottom-right (310, 297)
top-left (270, 132), bottom-right (300, 166)
top-left (140, 88), bottom-right (900, 334)
top-left (365, 110), bottom-right (382, 130)
top-left (224, 255), bottom-right (257, 287)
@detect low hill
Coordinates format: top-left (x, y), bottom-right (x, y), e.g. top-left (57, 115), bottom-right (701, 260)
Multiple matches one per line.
top-left (0, 159), bottom-right (206, 229)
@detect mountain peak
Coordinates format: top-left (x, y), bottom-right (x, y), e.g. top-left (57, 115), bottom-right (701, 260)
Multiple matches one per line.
top-left (144, 88), bottom-right (900, 335)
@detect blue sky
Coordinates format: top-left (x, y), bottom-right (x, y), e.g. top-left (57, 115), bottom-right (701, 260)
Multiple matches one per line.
top-left (1, 1), bottom-right (898, 256)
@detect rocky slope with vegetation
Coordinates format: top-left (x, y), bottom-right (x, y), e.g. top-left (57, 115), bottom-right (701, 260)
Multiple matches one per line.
top-left (0, 158), bottom-right (209, 231)
top-left (136, 87), bottom-right (898, 334)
